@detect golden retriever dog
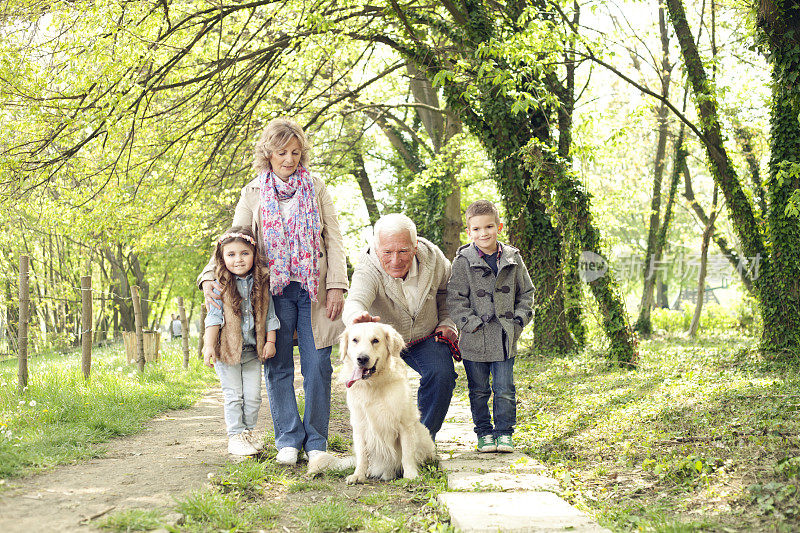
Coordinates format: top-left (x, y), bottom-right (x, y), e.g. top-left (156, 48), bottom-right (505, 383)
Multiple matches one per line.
top-left (337, 322), bottom-right (436, 483)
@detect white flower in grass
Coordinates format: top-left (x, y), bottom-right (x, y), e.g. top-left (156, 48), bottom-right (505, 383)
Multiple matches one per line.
top-left (18, 400), bottom-right (24, 406)
top-left (29, 400), bottom-right (36, 407)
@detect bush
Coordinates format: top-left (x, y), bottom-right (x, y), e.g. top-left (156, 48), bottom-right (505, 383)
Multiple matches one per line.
top-left (650, 303), bottom-right (744, 334)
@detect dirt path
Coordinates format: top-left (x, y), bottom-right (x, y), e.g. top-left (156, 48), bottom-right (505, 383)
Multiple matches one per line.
top-left (0, 387), bottom-right (232, 532)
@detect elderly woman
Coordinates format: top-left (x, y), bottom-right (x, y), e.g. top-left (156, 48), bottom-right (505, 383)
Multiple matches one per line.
top-left (199, 117), bottom-right (348, 465)
top-left (342, 213), bottom-right (458, 439)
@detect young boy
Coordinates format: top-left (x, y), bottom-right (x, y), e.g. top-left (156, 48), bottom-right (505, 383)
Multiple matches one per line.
top-left (446, 200), bottom-right (534, 452)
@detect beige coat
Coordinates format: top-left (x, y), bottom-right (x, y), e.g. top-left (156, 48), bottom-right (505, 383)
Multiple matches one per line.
top-left (198, 175), bottom-right (348, 349)
top-left (342, 237), bottom-right (457, 343)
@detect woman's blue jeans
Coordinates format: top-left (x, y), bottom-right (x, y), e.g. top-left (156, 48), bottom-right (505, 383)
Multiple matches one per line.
top-left (462, 357), bottom-right (516, 438)
top-left (401, 336), bottom-right (457, 440)
top-left (264, 282), bottom-right (332, 453)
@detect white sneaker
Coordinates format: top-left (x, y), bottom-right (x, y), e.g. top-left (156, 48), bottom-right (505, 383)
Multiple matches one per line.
top-left (243, 429), bottom-right (263, 451)
top-left (275, 446), bottom-right (299, 465)
top-left (228, 433), bottom-right (258, 456)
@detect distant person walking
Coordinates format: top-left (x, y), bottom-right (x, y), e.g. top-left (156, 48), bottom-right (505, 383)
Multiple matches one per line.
top-left (198, 117), bottom-right (348, 466)
top-left (202, 226), bottom-right (280, 456)
top-left (170, 314), bottom-right (182, 340)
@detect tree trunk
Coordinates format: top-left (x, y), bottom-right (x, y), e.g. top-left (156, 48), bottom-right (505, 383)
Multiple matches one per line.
top-left (681, 159), bottom-right (755, 293)
top-left (501, 161), bottom-right (575, 353)
top-left (526, 145), bottom-right (636, 365)
top-left (440, 112), bottom-right (464, 260)
top-left (666, 0), bottom-right (764, 262)
top-left (758, 0), bottom-right (800, 357)
top-left (635, 4), bottom-right (673, 335)
top-left (352, 150), bottom-right (380, 226)
top-left (657, 279), bottom-right (669, 308)
top-left (557, 1), bottom-right (584, 345)
top-left (129, 253), bottom-right (150, 328)
top-left (688, 225), bottom-right (712, 337)
top-left (689, 187), bottom-right (718, 337)
top-left (105, 246), bottom-right (135, 331)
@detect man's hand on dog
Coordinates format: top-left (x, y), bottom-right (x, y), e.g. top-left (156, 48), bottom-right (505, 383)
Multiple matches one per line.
top-left (351, 311), bottom-right (381, 324)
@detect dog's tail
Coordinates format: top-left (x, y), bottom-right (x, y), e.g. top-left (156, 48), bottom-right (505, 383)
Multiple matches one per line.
top-left (307, 452), bottom-right (356, 475)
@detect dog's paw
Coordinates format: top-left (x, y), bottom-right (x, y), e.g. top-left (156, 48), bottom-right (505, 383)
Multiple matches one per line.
top-left (346, 473), bottom-right (367, 485)
top-left (402, 467), bottom-right (419, 480)
top-left (379, 471), bottom-right (398, 481)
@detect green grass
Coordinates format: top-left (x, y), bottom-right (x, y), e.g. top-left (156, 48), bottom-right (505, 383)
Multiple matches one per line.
top-left (164, 419), bottom-right (450, 532)
top-left (212, 458), bottom-right (270, 496)
top-left (0, 339), bottom-right (215, 478)
top-left (505, 326), bottom-right (800, 531)
top-left (99, 508), bottom-right (165, 532)
top-left (175, 489), bottom-right (281, 531)
top-left (297, 498), bottom-right (364, 532)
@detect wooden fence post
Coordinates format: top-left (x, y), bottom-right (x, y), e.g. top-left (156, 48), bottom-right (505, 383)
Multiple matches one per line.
top-left (131, 285), bottom-right (145, 372)
top-left (197, 303), bottom-right (206, 360)
top-left (81, 275), bottom-right (92, 380)
top-left (17, 255), bottom-right (29, 393)
top-left (178, 297), bottom-right (190, 368)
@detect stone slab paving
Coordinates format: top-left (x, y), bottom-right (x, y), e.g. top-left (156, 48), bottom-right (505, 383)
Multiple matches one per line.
top-left (438, 492), bottom-right (609, 533)
top-left (435, 392), bottom-right (609, 532)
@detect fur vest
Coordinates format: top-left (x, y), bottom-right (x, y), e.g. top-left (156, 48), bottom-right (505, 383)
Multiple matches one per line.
top-left (216, 266), bottom-right (272, 364)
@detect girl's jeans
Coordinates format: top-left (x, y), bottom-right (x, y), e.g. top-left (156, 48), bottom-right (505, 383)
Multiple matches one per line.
top-left (215, 348), bottom-right (262, 436)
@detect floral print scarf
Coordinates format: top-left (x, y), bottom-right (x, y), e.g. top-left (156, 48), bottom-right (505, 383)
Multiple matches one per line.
top-left (259, 164), bottom-right (322, 301)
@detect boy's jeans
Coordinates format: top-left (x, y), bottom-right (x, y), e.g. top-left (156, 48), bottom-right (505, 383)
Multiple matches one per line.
top-left (462, 357), bottom-right (516, 438)
top-left (265, 281), bottom-right (333, 453)
top-left (215, 348), bottom-right (262, 436)
top-left (401, 336), bottom-right (457, 440)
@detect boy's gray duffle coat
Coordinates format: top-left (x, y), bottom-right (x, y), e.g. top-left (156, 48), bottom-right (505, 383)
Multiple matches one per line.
top-left (446, 243), bottom-right (534, 362)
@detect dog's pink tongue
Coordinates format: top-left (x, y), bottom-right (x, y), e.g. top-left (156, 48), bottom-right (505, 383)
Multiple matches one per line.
top-left (346, 367), bottom-right (364, 388)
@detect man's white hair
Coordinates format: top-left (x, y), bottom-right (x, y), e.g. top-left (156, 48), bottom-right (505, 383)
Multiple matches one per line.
top-left (373, 213), bottom-right (418, 249)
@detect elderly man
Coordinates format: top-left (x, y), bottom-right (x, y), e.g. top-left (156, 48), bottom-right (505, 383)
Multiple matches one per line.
top-left (342, 213), bottom-right (458, 439)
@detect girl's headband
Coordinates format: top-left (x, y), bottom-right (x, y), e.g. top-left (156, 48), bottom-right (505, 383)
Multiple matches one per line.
top-left (218, 232), bottom-right (256, 246)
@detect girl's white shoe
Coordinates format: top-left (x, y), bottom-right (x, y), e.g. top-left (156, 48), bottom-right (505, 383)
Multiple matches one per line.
top-left (242, 429), bottom-right (263, 451)
top-left (275, 446), bottom-right (299, 465)
top-left (228, 433), bottom-right (258, 456)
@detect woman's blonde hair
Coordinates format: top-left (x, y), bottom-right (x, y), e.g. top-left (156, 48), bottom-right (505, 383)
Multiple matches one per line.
top-left (252, 117), bottom-right (310, 174)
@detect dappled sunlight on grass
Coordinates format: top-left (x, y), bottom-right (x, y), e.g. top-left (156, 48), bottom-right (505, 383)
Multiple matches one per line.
top-left (0, 339), bottom-right (215, 478)
top-left (496, 332), bottom-right (800, 530)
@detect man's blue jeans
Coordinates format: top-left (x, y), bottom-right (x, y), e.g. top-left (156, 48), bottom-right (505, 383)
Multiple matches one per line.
top-left (401, 336), bottom-right (457, 439)
top-left (264, 282), bottom-right (332, 453)
top-left (462, 357), bottom-right (516, 438)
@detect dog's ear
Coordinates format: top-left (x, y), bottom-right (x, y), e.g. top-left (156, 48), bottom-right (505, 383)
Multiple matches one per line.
top-left (384, 325), bottom-right (406, 357)
top-left (338, 327), bottom-right (350, 362)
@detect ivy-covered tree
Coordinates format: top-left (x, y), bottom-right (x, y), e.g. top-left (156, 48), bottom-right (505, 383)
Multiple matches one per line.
top-left (353, 1), bottom-right (636, 362)
top-left (666, 0), bottom-right (800, 357)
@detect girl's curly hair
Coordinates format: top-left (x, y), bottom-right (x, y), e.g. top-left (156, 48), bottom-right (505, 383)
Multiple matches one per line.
top-left (213, 226), bottom-right (269, 317)
top-left (252, 117), bottom-right (310, 175)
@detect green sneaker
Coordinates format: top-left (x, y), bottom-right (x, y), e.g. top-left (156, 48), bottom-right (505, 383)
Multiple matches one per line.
top-left (477, 435), bottom-right (497, 453)
top-left (496, 435), bottom-right (514, 452)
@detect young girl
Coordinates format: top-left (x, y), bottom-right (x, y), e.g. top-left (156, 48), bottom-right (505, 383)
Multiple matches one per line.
top-left (203, 226), bottom-right (280, 456)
